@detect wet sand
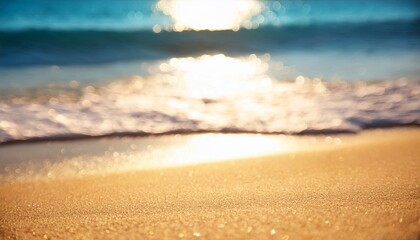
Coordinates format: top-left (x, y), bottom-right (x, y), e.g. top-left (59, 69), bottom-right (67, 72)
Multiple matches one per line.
top-left (1, 128), bottom-right (420, 239)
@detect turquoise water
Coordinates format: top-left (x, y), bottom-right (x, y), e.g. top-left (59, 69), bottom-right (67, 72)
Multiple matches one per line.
top-left (0, 0), bottom-right (419, 82)
top-left (1, 0), bottom-right (418, 30)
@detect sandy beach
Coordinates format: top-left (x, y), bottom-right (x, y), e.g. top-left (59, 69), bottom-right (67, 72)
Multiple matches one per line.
top-left (2, 0), bottom-right (419, 239)
top-left (0, 128), bottom-right (419, 239)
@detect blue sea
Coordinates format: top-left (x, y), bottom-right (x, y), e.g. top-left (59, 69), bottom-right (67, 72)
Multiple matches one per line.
top-left (0, 0), bottom-right (419, 143)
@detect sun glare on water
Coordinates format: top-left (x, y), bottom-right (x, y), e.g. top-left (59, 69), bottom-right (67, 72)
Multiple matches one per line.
top-left (156, 0), bottom-right (262, 31)
top-left (157, 54), bottom-right (271, 98)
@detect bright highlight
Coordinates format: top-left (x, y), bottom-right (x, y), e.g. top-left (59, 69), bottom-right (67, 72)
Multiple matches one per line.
top-left (158, 54), bottom-right (271, 98)
top-left (156, 0), bottom-right (261, 31)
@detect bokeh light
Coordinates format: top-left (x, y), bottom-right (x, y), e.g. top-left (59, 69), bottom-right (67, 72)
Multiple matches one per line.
top-left (156, 0), bottom-right (262, 31)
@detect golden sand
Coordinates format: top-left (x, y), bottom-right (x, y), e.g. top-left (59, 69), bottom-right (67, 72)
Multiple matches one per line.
top-left (1, 129), bottom-right (420, 239)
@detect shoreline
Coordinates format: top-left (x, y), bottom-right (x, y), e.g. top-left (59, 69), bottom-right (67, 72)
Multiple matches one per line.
top-left (1, 124), bottom-right (419, 146)
top-left (1, 128), bottom-right (419, 239)
top-left (1, 127), bottom-right (418, 183)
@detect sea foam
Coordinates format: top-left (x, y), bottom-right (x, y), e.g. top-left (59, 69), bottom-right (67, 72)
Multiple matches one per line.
top-left (0, 55), bottom-right (418, 143)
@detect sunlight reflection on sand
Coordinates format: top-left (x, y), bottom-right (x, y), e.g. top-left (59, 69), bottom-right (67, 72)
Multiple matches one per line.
top-left (132, 134), bottom-right (296, 168)
top-left (0, 133), bottom-right (314, 181)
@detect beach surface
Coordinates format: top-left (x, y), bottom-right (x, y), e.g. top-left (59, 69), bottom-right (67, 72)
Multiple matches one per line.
top-left (1, 128), bottom-right (419, 239)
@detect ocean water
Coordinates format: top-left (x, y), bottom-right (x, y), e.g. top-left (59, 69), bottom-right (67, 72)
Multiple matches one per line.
top-left (0, 0), bottom-right (419, 143)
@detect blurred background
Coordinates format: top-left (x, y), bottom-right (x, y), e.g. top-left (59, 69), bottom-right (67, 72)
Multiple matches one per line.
top-left (0, 0), bottom-right (419, 143)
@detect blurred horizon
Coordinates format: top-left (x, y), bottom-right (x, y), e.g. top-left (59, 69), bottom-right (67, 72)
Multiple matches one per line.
top-left (1, 0), bottom-right (419, 31)
top-left (1, 0), bottom-right (419, 82)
